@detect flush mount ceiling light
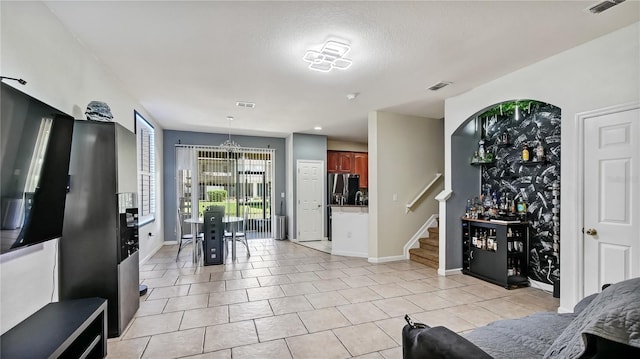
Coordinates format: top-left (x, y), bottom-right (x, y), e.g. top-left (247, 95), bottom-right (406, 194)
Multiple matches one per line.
top-left (313, 126), bottom-right (322, 131)
top-left (303, 40), bottom-right (352, 72)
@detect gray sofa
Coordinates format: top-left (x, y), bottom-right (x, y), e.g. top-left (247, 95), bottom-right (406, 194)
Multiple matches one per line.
top-left (402, 277), bottom-right (640, 359)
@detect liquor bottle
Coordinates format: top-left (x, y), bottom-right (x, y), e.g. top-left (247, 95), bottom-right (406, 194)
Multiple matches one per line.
top-left (522, 144), bottom-right (530, 161)
top-left (478, 140), bottom-right (486, 161)
top-left (535, 141), bottom-right (545, 161)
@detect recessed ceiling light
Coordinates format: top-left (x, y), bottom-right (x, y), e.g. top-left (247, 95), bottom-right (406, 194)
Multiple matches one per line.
top-left (226, 116), bottom-right (234, 121)
top-left (346, 93), bottom-right (359, 100)
top-left (303, 40), bottom-right (352, 72)
top-left (236, 101), bottom-right (256, 108)
top-left (313, 126), bottom-right (322, 131)
top-left (427, 81), bottom-right (453, 91)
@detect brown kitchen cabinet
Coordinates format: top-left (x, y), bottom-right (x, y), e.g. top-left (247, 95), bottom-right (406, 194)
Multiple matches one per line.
top-left (353, 152), bottom-right (368, 188)
top-left (327, 151), bottom-right (354, 173)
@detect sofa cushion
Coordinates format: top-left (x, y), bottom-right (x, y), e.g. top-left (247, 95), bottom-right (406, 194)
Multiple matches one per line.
top-left (463, 311), bottom-right (576, 359)
top-left (402, 325), bottom-right (492, 359)
top-left (544, 277), bottom-right (640, 359)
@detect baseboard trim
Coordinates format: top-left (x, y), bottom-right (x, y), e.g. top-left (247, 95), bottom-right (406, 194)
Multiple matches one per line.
top-left (557, 306), bottom-right (573, 314)
top-left (163, 240), bottom-right (178, 245)
top-left (437, 268), bottom-right (462, 276)
top-left (529, 279), bottom-right (554, 293)
top-left (332, 250), bottom-right (367, 258)
top-left (368, 255), bottom-right (406, 263)
top-left (140, 241), bottom-right (167, 265)
top-left (403, 214), bottom-right (439, 258)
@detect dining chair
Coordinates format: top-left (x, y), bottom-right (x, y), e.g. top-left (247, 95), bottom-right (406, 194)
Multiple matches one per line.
top-left (224, 206), bottom-right (251, 257)
top-left (176, 209), bottom-right (204, 261)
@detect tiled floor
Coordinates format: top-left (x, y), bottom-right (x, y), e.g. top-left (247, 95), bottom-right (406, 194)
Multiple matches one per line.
top-left (108, 239), bottom-right (559, 358)
top-left (295, 239), bottom-right (332, 254)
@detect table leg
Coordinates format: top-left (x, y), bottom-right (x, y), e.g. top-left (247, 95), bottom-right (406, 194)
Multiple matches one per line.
top-left (232, 224), bottom-right (237, 261)
top-left (191, 222), bottom-right (198, 263)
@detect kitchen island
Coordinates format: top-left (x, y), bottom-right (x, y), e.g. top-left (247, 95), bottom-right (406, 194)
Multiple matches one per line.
top-left (330, 205), bottom-right (368, 258)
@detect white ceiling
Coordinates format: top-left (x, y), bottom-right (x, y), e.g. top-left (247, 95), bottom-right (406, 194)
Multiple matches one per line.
top-left (44, 1), bottom-right (639, 143)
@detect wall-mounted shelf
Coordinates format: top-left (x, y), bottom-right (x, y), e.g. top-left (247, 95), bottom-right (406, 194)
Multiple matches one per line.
top-left (518, 160), bottom-right (547, 166)
top-left (470, 160), bottom-right (496, 166)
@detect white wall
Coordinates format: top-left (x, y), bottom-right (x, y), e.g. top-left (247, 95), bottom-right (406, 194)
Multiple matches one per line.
top-left (0, 1), bottom-right (165, 333)
top-left (443, 22), bottom-right (640, 313)
top-left (368, 111), bottom-right (444, 261)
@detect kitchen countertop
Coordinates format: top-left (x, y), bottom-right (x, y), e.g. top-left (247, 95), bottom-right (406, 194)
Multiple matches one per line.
top-left (330, 205), bottom-right (368, 213)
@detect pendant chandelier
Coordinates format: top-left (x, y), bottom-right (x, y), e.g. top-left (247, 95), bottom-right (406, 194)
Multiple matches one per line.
top-left (219, 116), bottom-right (241, 152)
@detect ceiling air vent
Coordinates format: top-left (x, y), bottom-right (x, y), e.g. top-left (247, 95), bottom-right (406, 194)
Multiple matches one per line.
top-left (587, 0), bottom-right (625, 14)
top-left (427, 81), bottom-right (452, 91)
top-left (236, 101), bottom-right (256, 109)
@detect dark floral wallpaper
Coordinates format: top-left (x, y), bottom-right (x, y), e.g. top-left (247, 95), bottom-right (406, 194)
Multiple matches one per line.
top-left (480, 101), bottom-right (561, 285)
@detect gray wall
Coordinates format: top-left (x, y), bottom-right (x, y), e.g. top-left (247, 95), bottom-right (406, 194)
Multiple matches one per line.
top-left (163, 130), bottom-right (286, 243)
top-left (291, 133), bottom-right (327, 238)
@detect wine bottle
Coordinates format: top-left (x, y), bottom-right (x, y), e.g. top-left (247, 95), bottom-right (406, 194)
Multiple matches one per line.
top-left (522, 144), bottom-right (530, 161)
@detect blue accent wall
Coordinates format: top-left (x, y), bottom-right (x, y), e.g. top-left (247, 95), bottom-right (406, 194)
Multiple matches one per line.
top-left (162, 130), bottom-right (286, 243)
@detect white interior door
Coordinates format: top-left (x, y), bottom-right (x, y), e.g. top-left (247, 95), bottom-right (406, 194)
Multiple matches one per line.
top-left (583, 106), bottom-right (640, 295)
top-left (296, 160), bottom-right (323, 241)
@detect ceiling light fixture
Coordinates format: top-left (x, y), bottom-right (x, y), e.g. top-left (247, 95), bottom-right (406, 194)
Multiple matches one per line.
top-left (236, 101), bottom-right (256, 109)
top-left (427, 81), bottom-right (452, 91)
top-left (303, 40), bottom-right (353, 72)
top-left (219, 116), bottom-right (241, 152)
top-left (346, 93), bottom-right (358, 100)
top-left (313, 126), bottom-right (322, 131)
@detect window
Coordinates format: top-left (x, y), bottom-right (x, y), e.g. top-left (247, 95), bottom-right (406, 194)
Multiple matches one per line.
top-left (135, 111), bottom-right (155, 223)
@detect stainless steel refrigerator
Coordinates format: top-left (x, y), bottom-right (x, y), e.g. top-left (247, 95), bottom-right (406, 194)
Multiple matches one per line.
top-left (60, 120), bottom-right (139, 338)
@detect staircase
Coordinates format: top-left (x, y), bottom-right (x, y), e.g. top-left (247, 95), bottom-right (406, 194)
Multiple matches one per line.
top-left (409, 226), bottom-right (439, 269)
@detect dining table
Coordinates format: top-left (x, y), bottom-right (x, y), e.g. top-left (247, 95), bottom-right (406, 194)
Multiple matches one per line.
top-left (185, 216), bottom-right (244, 263)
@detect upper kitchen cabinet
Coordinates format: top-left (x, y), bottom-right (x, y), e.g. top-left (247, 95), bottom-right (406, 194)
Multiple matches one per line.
top-left (327, 150), bottom-right (354, 173)
top-left (353, 152), bottom-right (368, 188)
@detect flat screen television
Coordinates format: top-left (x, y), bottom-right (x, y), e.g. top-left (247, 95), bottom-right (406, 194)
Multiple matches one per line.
top-left (0, 83), bottom-right (74, 254)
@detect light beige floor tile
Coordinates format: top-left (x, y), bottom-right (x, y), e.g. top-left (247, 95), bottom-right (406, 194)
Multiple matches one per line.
top-left (203, 321), bottom-right (258, 352)
top-left (311, 279), bottom-right (350, 292)
top-left (333, 323), bottom-right (397, 356)
top-left (250, 260), bottom-right (279, 269)
top-left (182, 349), bottom-right (231, 359)
top-left (394, 270), bottom-right (426, 281)
top-left (208, 289), bottom-right (248, 307)
top-left (181, 306), bottom-right (229, 330)
top-left (142, 327), bottom-right (204, 358)
top-left (139, 269), bottom-right (167, 279)
top-left (340, 275), bottom-right (381, 288)
top-left (368, 283), bottom-right (412, 298)
top-left (375, 316), bottom-right (408, 345)
top-left (396, 280), bottom-right (439, 294)
top-left (404, 292), bottom-right (458, 311)
top-left (288, 272), bottom-right (322, 283)
top-left (434, 288), bottom-right (481, 305)
top-left (421, 276), bottom-right (466, 289)
top-left (136, 299), bottom-right (167, 317)
top-left (477, 298), bottom-right (538, 319)
top-left (229, 300), bottom-right (273, 322)
top-left (319, 261), bottom-right (348, 270)
top-left (269, 295), bottom-right (314, 315)
top-left (164, 293), bottom-right (209, 312)
top-left (241, 268), bottom-right (272, 278)
top-left (286, 330), bottom-right (351, 359)
top-left (247, 285), bottom-right (285, 301)
top-left (297, 307), bottom-right (352, 333)
top-left (295, 263), bottom-right (326, 272)
top-left (338, 287), bottom-right (384, 304)
top-left (314, 269), bottom-right (347, 280)
top-left (257, 275), bottom-right (291, 286)
top-left (254, 313), bottom-right (308, 341)
top-left (210, 271), bottom-right (243, 281)
top-left (412, 310), bottom-right (476, 333)
top-left (444, 304), bottom-right (503, 327)
top-left (107, 337), bottom-right (149, 358)
top-left (231, 339), bottom-right (292, 359)
top-left (147, 284), bottom-right (190, 300)
top-left (341, 267), bottom-right (374, 277)
top-left (176, 273), bottom-right (212, 285)
top-left (337, 302), bottom-right (389, 325)
top-left (269, 265), bottom-right (300, 275)
top-left (367, 273), bottom-right (403, 285)
top-left (351, 353), bottom-right (384, 359)
top-left (379, 346), bottom-right (402, 359)
top-left (143, 276), bottom-right (179, 288)
top-left (189, 281), bottom-right (226, 295)
top-left (123, 311), bottom-right (183, 339)
top-left (371, 297), bottom-right (422, 317)
top-left (305, 291), bottom-right (349, 309)
top-left (361, 264), bottom-right (396, 274)
top-left (225, 277), bottom-right (260, 290)
top-left (281, 282), bottom-right (319, 296)
top-left (140, 264), bottom-right (158, 272)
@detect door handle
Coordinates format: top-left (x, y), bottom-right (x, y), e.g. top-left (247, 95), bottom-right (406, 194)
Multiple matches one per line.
top-left (585, 228), bottom-right (598, 236)
top-left (469, 251), bottom-right (474, 260)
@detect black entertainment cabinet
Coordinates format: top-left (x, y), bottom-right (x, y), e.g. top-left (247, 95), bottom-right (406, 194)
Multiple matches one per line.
top-left (0, 297), bottom-right (107, 358)
top-left (462, 218), bottom-right (529, 288)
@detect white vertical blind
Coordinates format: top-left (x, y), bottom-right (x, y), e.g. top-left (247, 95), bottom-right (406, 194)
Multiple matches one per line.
top-left (136, 113), bottom-right (155, 218)
top-left (175, 145), bottom-right (275, 239)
